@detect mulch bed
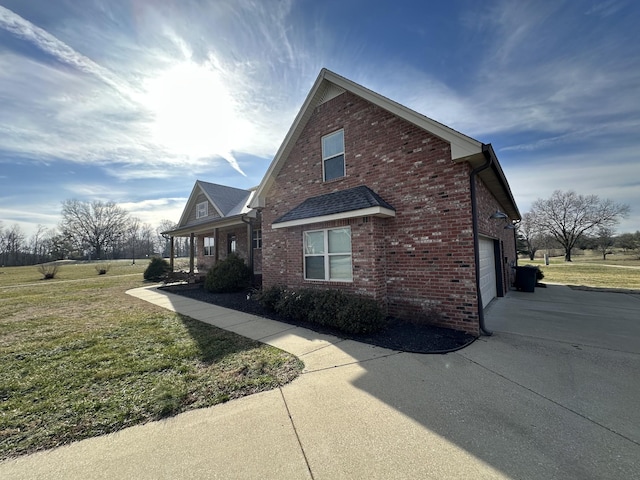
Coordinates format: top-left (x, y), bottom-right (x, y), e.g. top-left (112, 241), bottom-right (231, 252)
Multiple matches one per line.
top-left (160, 284), bottom-right (476, 354)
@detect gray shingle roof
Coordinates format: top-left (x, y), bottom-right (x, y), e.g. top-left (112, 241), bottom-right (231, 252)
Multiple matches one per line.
top-left (273, 185), bottom-right (394, 224)
top-left (198, 181), bottom-right (252, 216)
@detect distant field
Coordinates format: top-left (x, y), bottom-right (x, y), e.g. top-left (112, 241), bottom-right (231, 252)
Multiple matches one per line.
top-left (520, 250), bottom-right (640, 291)
top-left (0, 259), bottom-right (150, 286)
top-left (0, 261), bottom-right (302, 460)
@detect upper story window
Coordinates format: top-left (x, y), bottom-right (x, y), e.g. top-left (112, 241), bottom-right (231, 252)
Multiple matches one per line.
top-left (196, 201), bottom-right (208, 219)
top-left (304, 227), bottom-right (352, 281)
top-left (322, 130), bottom-right (345, 181)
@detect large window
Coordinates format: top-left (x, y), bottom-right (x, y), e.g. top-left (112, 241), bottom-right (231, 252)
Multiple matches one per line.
top-left (304, 227), bottom-right (352, 281)
top-left (322, 130), bottom-right (345, 181)
top-left (204, 237), bottom-right (214, 256)
top-left (196, 201), bottom-right (208, 219)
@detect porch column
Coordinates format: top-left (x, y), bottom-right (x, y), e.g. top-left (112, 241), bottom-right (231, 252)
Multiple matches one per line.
top-left (169, 237), bottom-right (175, 271)
top-left (214, 228), bottom-right (219, 263)
top-left (189, 233), bottom-right (195, 274)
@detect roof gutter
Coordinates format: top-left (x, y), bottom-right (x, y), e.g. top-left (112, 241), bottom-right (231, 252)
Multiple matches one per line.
top-left (470, 144), bottom-right (494, 336)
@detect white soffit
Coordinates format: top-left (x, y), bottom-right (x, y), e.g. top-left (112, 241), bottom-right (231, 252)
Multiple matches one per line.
top-left (272, 206), bottom-right (395, 229)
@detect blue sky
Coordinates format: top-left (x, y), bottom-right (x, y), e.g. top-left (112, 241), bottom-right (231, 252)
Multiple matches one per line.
top-left (1, 0), bottom-right (639, 238)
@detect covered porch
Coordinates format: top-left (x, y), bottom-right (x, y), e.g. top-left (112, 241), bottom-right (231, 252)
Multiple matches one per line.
top-left (162, 212), bottom-right (262, 284)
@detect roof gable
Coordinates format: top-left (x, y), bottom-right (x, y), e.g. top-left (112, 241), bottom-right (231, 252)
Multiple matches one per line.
top-left (251, 69), bottom-right (483, 208)
top-left (251, 68), bottom-right (520, 220)
top-left (177, 180), bottom-right (253, 228)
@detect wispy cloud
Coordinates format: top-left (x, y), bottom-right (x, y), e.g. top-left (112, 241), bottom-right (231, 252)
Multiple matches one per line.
top-left (0, 2), bottom-right (317, 179)
top-left (1, 0), bottom-right (638, 236)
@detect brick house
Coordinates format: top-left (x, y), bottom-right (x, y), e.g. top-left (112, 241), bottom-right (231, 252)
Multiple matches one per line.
top-left (163, 181), bottom-right (262, 281)
top-left (167, 69), bottom-right (520, 335)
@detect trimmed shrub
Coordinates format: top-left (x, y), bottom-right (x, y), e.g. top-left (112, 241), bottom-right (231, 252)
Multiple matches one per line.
top-left (254, 285), bottom-right (286, 312)
top-left (271, 288), bottom-right (387, 334)
top-left (204, 254), bottom-right (251, 293)
top-left (275, 288), bottom-right (315, 322)
top-left (144, 257), bottom-right (171, 282)
top-left (308, 289), bottom-right (387, 334)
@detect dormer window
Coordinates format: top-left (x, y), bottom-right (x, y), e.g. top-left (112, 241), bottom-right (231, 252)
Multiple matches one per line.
top-left (322, 129), bottom-right (345, 181)
top-left (196, 201), bottom-right (208, 219)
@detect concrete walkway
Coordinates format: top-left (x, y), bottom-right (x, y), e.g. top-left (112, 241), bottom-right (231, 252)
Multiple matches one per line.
top-left (1, 285), bottom-right (638, 479)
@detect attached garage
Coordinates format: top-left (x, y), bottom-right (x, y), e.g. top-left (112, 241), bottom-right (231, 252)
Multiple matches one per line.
top-left (478, 237), bottom-right (498, 308)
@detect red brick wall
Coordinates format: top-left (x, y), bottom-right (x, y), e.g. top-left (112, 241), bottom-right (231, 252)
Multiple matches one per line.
top-left (263, 91), bottom-right (515, 335)
top-left (195, 224), bottom-right (251, 271)
top-left (475, 176), bottom-right (518, 292)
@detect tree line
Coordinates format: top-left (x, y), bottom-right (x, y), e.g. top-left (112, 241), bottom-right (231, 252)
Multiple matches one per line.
top-left (517, 190), bottom-right (634, 261)
top-left (0, 200), bottom-right (189, 267)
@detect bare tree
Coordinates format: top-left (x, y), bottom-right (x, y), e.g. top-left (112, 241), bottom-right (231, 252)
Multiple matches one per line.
top-left (29, 225), bottom-right (49, 263)
top-left (529, 190), bottom-right (630, 262)
top-left (517, 212), bottom-right (543, 260)
top-left (156, 219), bottom-right (177, 257)
top-left (594, 226), bottom-right (616, 260)
top-left (60, 200), bottom-right (131, 260)
top-left (1, 224), bottom-right (26, 266)
top-left (139, 223), bottom-right (156, 258)
top-left (616, 231), bottom-right (640, 255)
top-left (126, 217), bottom-right (141, 264)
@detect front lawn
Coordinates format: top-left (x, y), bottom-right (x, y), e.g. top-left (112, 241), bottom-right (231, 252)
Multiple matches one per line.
top-left (521, 252), bottom-right (640, 291)
top-left (0, 262), bottom-right (303, 460)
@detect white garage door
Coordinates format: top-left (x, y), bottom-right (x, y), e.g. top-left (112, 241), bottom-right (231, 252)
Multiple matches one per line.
top-left (478, 237), bottom-right (497, 308)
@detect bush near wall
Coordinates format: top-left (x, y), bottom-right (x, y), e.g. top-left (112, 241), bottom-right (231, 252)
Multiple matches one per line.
top-left (256, 286), bottom-right (387, 334)
top-left (205, 254), bottom-right (251, 293)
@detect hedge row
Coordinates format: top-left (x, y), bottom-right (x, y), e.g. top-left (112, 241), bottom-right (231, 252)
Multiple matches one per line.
top-left (256, 286), bottom-right (386, 334)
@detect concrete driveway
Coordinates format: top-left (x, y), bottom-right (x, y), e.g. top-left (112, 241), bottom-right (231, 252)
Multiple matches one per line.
top-left (1, 285), bottom-right (638, 479)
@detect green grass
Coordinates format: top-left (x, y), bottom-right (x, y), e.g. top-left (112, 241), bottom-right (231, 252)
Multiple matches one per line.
top-left (521, 250), bottom-right (640, 291)
top-left (0, 262), bottom-right (303, 460)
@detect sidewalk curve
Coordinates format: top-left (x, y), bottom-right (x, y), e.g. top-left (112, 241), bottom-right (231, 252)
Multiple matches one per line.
top-left (1, 285), bottom-right (637, 480)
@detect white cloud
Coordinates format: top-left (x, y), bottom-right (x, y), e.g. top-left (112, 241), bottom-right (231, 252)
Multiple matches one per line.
top-left (0, 2), bottom-right (311, 179)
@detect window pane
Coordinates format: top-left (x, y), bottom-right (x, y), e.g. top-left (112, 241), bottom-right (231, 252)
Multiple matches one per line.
top-left (329, 255), bottom-right (352, 280)
top-left (305, 256), bottom-right (325, 280)
top-left (324, 155), bottom-right (344, 181)
top-left (304, 231), bottom-right (325, 254)
top-left (328, 228), bottom-right (351, 253)
top-left (322, 131), bottom-right (344, 159)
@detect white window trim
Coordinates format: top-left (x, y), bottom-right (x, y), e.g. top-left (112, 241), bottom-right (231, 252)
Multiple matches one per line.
top-left (252, 228), bottom-right (262, 249)
top-left (322, 129), bottom-right (345, 182)
top-left (304, 227), bottom-right (352, 282)
top-left (203, 237), bottom-right (215, 256)
top-left (196, 201), bottom-right (208, 219)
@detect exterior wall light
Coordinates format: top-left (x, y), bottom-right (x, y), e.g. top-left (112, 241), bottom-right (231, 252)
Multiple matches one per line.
top-left (489, 211), bottom-right (508, 220)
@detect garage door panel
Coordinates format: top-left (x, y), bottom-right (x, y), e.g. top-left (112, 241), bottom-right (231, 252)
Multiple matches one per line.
top-left (479, 237), bottom-right (497, 308)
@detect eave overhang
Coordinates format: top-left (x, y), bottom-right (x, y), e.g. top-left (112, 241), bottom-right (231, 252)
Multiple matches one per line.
top-left (272, 206), bottom-right (395, 229)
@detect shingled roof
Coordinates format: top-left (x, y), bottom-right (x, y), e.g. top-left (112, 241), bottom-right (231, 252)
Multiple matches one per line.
top-left (272, 185), bottom-right (395, 228)
top-left (198, 181), bottom-right (253, 217)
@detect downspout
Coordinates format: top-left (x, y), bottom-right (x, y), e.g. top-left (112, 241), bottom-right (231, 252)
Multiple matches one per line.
top-left (470, 145), bottom-right (494, 336)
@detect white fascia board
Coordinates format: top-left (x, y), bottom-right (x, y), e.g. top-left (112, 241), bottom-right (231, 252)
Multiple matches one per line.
top-left (250, 73), bottom-right (329, 209)
top-left (321, 70), bottom-right (483, 160)
top-left (271, 206), bottom-right (395, 229)
top-left (166, 215), bottom-right (250, 237)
